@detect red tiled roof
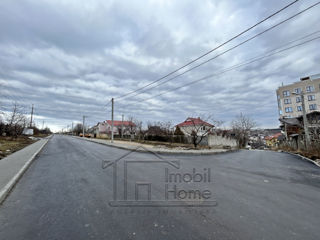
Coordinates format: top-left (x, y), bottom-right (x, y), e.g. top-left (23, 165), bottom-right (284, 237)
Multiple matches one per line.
top-left (273, 132), bottom-right (282, 138)
top-left (105, 120), bottom-right (136, 127)
top-left (176, 117), bottom-right (214, 127)
top-left (265, 132), bottom-right (282, 140)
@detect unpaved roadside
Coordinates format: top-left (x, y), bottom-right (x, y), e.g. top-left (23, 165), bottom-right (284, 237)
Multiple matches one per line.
top-left (0, 137), bottom-right (37, 160)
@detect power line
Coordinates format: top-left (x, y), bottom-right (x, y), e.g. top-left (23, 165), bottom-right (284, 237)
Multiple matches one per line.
top-left (118, 34), bottom-right (320, 112)
top-left (119, 1), bottom-right (320, 101)
top-left (144, 36), bottom-right (320, 101)
top-left (131, 29), bottom-right (320, 99)
top-left (104, 99), bottom-right (112, 107)
top-left (115, 0), bottom-right (299, 100)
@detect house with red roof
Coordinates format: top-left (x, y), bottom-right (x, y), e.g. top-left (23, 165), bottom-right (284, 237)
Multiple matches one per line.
top-left (175, 117), bottom-right (214, 136)
top-left (264, 132), bottom-right (283, 147)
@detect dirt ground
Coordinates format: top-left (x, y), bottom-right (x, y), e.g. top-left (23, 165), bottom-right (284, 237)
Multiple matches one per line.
top-left (95, 137), bottom-right (218, 149)
top-left (0, 136), bottom-right (37, 160)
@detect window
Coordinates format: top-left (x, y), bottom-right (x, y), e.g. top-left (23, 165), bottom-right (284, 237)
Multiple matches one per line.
top-left (284, 98), bottom-right (291, 104)
top-left (285, 107), bottom-right (293, 113)
top-left (202, 126), bottom-right (206, 130)
top-left (306, 85), bottom-right (314, 92)
top-left (283, 90), bottom-right (290, 97)
top-left (294, 88), bottom-right (301, 94)
top-left (277, 95), bottom-right (280, 100)
top-left (279, 110), bottom-right (283, 115)
top-left (278, 99), bottom-right (281, 108)
top-left (297, 106), bottom-right (302, 112)
top-left (296, 96), bottom-right (301, 103)
top-left (308, 95), bottom-right (315, 101)
top-left (309, 104), bottom-right (317, 110)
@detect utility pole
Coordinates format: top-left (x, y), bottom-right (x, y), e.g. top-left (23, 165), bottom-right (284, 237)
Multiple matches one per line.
top-left (30, 104), bottom-right (34, 128)
top-left (300, 93), bottom-right (311, 149)
top-left (82, 116), bottom-right (86, 137)
top-left (111, 98), bottom-right (114, 143)
top-left (121, 114), bottom-right (124, 139)
top-left (72, 122), bottom-right (74, 136)
top-left (42, 120), bottom-right (44, 130)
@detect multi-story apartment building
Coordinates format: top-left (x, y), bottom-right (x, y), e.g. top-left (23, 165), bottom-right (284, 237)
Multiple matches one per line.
top-left (276, 74), bottom-right (320, 118)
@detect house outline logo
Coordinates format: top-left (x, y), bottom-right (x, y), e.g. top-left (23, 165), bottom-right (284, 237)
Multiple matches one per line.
top-left (102, 145), bottom-right (217, 207)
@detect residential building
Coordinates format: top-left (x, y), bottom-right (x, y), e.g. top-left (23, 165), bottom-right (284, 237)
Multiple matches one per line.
top-left (90, 120), bottom-right (136, 138)
top-left (276, 74), bottom-right (320, 118)
top-left (175, 117), bottom-right (214, 136)
top-left (264, 132), bottom-right (284, 148)
top-left (279, 111), bottom-right (320, 149)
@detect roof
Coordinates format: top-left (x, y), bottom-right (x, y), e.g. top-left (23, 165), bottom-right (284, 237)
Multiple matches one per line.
top-left (176, 117), bottom-right (214, 127)
top-left (105, 120), bottom-right (136, 127)
top-left (279, 111), bottom-right (320, 127)
top-left (265, 132), bottom-right (283, 140)
top-left (301, 73), bottom-right (320, 81)
top-left (279, 118), bottom-right (302, 127)
top-left (297, 111), bottom-right (320, 120)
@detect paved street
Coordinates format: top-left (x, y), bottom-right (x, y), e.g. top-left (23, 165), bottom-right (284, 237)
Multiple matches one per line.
top-left (0, 135), bottom-right (319, 240)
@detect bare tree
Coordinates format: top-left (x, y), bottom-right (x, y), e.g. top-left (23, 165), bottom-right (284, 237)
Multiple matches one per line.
top-left (73, 123), bottom-right (83, 135)
top-left (182, 115), bottom-right (215, 148)
top-left (123, 116), bottom-right (137, 140)
top-left (133, 118), bottom-right (144, 141)
top-left (146, 121), bottom-right (167, 136)
top-left (5, 102), bottom-right (27, 138)
top-left (231, 113), bottom-right (257, 148)
top-left (160, 121), bottom-right (172, 136)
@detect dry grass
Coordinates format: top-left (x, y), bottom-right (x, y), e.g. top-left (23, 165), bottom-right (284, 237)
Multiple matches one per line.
top-left (0, 136), bottom-right (36, 160)
top-left (305, 144), bottom-right (320, 160)
top-left (279, 144), bottom-right (320, 160)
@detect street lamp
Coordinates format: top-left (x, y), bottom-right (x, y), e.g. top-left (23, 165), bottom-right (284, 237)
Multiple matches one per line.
top-left (292, 91), bottom-right (311, 149)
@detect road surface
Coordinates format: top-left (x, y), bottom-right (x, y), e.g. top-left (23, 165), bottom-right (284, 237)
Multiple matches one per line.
top-left (0, 135), bottom-right (319, 239)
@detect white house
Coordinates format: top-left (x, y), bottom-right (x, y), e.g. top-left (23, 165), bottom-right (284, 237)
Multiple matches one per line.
top-left (175, 117), bottom-right (214, 136)
top-left (92, 120), bottom-right (136, 138)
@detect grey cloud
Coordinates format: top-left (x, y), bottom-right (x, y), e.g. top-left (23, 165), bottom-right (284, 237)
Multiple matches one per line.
top-left (0, 0), bottom-right (319, 131)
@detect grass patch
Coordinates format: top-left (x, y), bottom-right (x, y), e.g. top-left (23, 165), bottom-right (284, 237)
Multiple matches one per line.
top-left (0, 136), bottom-right (37, 160)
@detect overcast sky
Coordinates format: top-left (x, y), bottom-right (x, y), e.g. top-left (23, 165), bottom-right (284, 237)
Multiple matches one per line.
top-left (0, 0), bottom-right (319, 132)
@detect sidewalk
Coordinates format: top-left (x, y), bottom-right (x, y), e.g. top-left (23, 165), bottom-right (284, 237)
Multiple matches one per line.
top-left (76, 137), bottom-right (236, 155)
top-left (0, 136), bottom-right (51, 204)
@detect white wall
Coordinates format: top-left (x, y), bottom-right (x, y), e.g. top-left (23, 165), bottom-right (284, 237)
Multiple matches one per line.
top-left (180, 125), bottom-right (210, 136)
top-left (207, 134), bottom-right (237, 148)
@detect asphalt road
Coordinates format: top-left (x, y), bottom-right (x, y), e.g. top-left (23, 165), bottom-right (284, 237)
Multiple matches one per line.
top-left (0, 135), bottom-right (319, 240)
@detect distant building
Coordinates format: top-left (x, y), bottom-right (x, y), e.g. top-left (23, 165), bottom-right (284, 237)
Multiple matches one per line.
top-left (264, 132), bottom-right (284, 148)
top-left (22, 128), bottom-right (34, 136)
top-left (276, 74), bottom-right (320, 118)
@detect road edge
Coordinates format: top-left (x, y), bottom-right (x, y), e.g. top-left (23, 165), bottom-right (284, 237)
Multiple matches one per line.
top-left (72, 136), bottom-right (238, 155)
top-left (0, 135), bottom-right (52, 205)
top-left (282, 151), bottom-right (320, 168)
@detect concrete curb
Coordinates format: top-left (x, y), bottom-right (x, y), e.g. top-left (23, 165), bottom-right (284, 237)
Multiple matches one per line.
top-left (282, 151), bottom-right (320, 168)
top-left (0, 135), bottom-right (52, 205)
top-left (73, 136), bottom-right (238, 155)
